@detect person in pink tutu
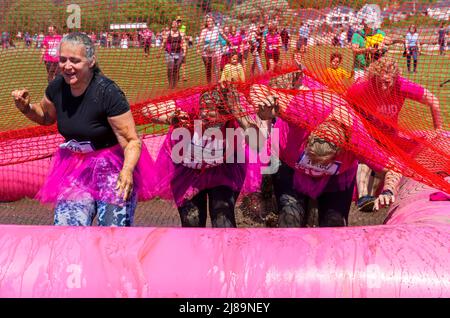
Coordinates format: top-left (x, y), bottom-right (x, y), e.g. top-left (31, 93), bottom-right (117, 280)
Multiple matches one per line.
top-left (143, 84), bottom-right (270, 227)
top-left (250, 84), bottom-right (400, 227)
top-left (11, 32), bottom-right (153, 227)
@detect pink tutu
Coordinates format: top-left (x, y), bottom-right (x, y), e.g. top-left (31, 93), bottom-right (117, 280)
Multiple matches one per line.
top-left (36, 143), bottom-right (155, 206)
top-left (147, 132), bottom-right (256, 207)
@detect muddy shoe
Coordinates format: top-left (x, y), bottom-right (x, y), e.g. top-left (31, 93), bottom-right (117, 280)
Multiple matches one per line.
top-left (357, 195), bottom-right (376, 212)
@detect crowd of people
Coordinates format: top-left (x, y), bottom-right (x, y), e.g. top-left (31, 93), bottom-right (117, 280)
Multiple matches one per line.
top-left (3, 15), bottom-right (448, 91)
top-left (9, 8), bottom-right (446, 228)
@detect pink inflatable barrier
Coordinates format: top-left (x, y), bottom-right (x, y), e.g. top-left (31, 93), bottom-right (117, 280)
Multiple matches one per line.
top-left (0, 177), bottom-right (448, 297)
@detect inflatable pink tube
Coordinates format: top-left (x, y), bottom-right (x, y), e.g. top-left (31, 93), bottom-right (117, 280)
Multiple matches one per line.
top-left (0, 178), bottom-right (448, 297)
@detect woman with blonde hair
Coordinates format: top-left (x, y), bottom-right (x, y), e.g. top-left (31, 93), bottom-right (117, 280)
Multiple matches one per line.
top-left (346, 56), bottom-right (443, 211)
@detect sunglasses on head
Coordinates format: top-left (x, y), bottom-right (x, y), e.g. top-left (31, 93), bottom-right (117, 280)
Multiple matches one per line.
top-left (310, 137), bottom-right (339, 151)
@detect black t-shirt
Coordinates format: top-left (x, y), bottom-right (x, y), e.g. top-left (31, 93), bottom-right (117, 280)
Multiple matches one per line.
top-left (45, 73), bottom-right (130, 150)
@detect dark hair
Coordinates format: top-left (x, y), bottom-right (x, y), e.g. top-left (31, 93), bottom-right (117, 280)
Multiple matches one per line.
top-left (330, 52), bottom-right (343, 63)
top-left (230, 49), bottom-right (239, 57)
top-left (199, 86), bottom-right (237, 114)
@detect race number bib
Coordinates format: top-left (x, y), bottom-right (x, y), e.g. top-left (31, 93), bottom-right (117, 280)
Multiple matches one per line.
top-left (60, 140), bottom-right (95, 153)
top-left (182, 131), bottom-right (225, 169)
top-left (295, 152), bottom-right (341, 177)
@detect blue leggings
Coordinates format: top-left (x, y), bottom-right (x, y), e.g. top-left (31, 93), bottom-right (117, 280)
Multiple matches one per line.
top-left (406, 47), bottom-right (418, 71)
top-left (54, 194), bottom-right (137, 226)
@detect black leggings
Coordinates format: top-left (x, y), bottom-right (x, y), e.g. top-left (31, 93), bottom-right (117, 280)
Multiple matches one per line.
top-left (272, 162), bottom-right (354, 227)
top-left (177, 186), bottom-right (239, 228)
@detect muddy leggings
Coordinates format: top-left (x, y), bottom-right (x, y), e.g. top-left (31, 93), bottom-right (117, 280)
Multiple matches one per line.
top-left (272, 162), bottom-right (354, 227)
top-left (177, 186), bottom-right (239, 228)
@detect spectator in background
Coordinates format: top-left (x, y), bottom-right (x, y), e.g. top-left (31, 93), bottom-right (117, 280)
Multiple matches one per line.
top-left (36, 31), bottom-right (45, 49)
top-left (347, 25), bottom-right (355, 44)
top-left (249, 23), bottom-right (264, 77)
top-left (1, 31), bottom-right (10, 49)
top-left (405, 25), bottom-right (420, 73)
top-left (220, 51), bottom-right (245, 83)
top-left (280, 27), bottom-right (290, 52)
top-left (141, 28), bottom-right (153, 57)
top-left (351, 18), bottom-right (386, 81)
top-left (197, 14), bottom-right (222, 85)
top-left (240, 27), bottom-right (250, 72)
top-left (324, 52), bottom-right (353, 94)
top-left (291, 42), bottom-right (307, 89)
top-left (218, 25), bottom-right (230, 71)
top-left (107, 32), bottom-right (113, 48)
top-left (437, 22), bottom-right (447, 56)
top-left (41, 25), bottom-right (62, 83)
top-left (89, 32), bottom-right (97, 46)
top-left (160, 20), bottom-right (186, 89)
top-left (177, 16), bottom-right (188, 81)
top-left (227, 25), bottom-right (243, 65)
top-left (24, 32), bottom-right (32, 48)
top-left (332, 33), bottom-right (340, 47)
top-left (298, 22), bottom-right (309, 51)
top-left (120, 33), bottom-right (129, 49)
top-left (99, 32), bottom-right (107, 47)
top-left (339, 29), bottom-right (347, 48)
top-left (264, 22), bottom-right (282, 72)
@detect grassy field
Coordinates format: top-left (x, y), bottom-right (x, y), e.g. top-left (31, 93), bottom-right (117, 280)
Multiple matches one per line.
top-left (0, 45), bottom-right (448, 131)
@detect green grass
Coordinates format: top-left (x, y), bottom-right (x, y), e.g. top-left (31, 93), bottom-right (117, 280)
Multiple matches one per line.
top-left (0, 44), bottom-right (448, 132)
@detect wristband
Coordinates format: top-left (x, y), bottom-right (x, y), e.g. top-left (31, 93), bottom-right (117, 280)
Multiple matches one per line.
top-left (381, 189), bottom-right (394, 196)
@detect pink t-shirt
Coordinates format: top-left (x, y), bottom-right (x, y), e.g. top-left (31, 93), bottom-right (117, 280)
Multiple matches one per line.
top-left (227, 34), bottom-right (242, 53)
top-left (265, 33), bottom-right (280, 53)
top-left (141, 29), bottom-right (152, 43)
top-left (43, 34), bottom-right (63, 63)
top-left (275, 117), bottom-right (359, 198)
top-left (275, 91), bottom-right (386, 198)
top-left (346, 76), bottom-right (425, 124)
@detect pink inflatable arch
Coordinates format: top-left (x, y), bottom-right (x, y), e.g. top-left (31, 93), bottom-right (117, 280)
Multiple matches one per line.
top-left (0, 177), bottom-right (448, 297)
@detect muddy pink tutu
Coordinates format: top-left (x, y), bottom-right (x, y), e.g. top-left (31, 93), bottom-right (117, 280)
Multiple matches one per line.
top-left (36, 143), bottom-right (155, 206)
top-left (146, 131), bottom-right (257, 207)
